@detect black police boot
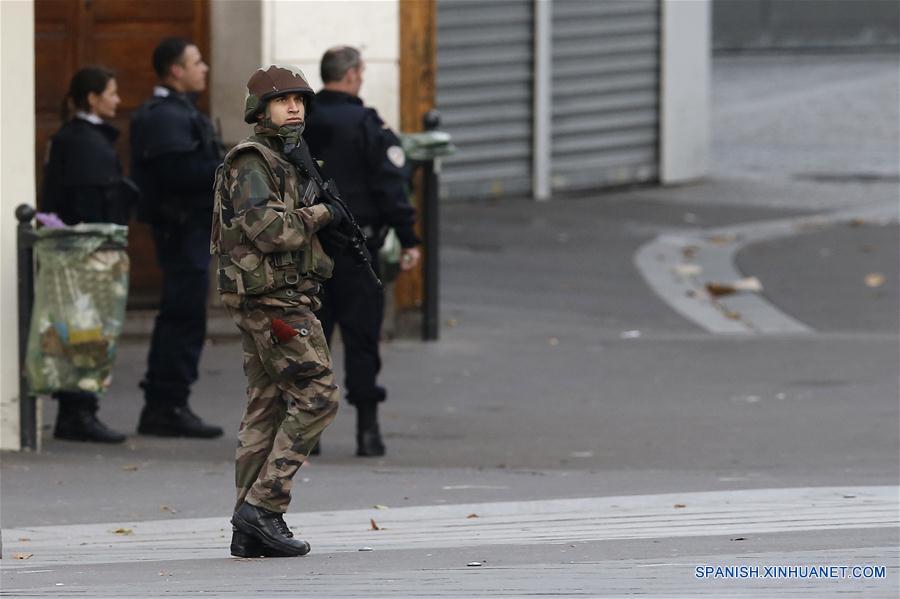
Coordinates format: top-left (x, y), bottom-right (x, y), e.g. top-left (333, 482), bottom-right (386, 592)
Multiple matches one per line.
top-left (356, 404), bottom-right (385, 457)
top-left (137, 404), bottom-right (223, 438)
top-left (54, 395), bottom-right (126, 444)
top-left (231, 503), bottom-right (310, 557)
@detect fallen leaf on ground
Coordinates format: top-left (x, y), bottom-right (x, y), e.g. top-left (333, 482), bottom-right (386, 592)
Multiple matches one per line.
top-left (723, 310), bottom-right (742, 321)
top-left (121, 464), bottom-right (139, 472)
top-left (706, 282), bottom-right (737, 297)
top-left (446, 318), bottom-right (458, 328)
top-left (865, 273), bottom-right (885, 288)
top-left (160, 505), bottom-right (178, 514)
top-left (849, 218), bottom-right (867, 227)
top-left (732, 277), bottom-right (763, 292)
top-left (373, 504), bottom-right (389, 510)
top-left (682, 246), bottom-right (699, 259)
top-left (674, 504), bottom-right (687, 509)
top-left (13, 553), bottom-right (33, 560)
top-left (466, 513), bottom-right (479, 519)
top-left (370, 519), bottom-right (380, 531)
top-left (112, 528), bottom-right (133, 535)
top-left (18, 538), bottom-right (30, 542)
top-left (707, 234), bottom-right (739, 246)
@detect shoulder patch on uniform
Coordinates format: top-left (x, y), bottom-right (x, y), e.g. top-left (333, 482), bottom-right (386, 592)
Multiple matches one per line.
top-left (386, 145), bottom-right (406, 168)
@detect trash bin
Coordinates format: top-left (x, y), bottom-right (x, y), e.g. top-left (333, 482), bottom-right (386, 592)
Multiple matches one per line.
top-left (25, 224), bottom-right (129, 396)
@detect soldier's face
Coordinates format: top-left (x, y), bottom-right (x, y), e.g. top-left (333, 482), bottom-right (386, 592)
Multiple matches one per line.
top-left (172, 45), bottom-right (208, 93)
top-left (267, 93), bottom-right (306, 127)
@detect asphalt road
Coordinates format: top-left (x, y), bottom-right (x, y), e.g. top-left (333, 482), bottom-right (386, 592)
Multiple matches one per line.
top-left (2, 54), bottom-right (898, 597)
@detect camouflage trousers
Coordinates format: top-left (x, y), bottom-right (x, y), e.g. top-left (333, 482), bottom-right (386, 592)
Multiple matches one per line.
top-left (227, 302), bottom-right (339, 513)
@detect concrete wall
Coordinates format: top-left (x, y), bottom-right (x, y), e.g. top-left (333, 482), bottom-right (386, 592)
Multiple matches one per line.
top-left (261, 0), bottom-right (400, 130)
top-left (660, 0), bottom-right (711, 184)
top-left (210, 0), bottom-right (263, 145)
top-left (1, 0), bottom-right (36, 451)
top-left (211, 0), bottom-right (400, 143)
top-left (713, 0), bottom-right (900, 52)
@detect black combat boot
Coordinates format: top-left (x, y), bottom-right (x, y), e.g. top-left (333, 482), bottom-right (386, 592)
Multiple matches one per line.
top-left (356, 403), bottom-right (385, 457)
top-left (137, 404), bottom-right (223, 438)
top-left (231, 503), bottom-right (311, 557)
top-left (230, 526), bottom-right (300, 558)
top-left (54, 393), bottom-right (126, 444)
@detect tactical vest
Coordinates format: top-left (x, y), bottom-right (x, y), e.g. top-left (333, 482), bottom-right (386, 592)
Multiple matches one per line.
top-left (211, 138), bottom-right (333, 296)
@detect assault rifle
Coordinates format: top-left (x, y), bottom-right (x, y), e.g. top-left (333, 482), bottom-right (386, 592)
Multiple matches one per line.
top-left (282, 139), bottom-right (383, 289)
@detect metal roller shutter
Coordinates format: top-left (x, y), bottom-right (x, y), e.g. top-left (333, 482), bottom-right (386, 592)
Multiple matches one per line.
top-left (436, 0), bottom-right (535, 199)
top-left (551, 0), bottom-right (660, 191)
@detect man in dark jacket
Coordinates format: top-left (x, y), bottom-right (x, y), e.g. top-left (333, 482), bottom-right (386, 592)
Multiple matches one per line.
top-left (129, 37), bottom-right (223, 438)
top-left (304, 46), bottom-right (420, 456)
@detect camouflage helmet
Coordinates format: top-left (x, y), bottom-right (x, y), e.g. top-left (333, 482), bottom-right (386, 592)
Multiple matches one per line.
top-left (244, 65), bottom-right (315, 124)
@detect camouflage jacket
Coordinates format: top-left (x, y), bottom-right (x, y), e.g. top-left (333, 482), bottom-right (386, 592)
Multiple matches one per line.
top-left (211, 132), bottom-right (333, 308)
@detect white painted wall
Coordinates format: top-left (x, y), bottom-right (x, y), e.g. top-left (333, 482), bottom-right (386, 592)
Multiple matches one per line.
top-left (660, 0), bottom-right (711, 183)
top-left (261, 0), bottom-right (400, 130)
top-left (0, 0), bottom-right (36, 451)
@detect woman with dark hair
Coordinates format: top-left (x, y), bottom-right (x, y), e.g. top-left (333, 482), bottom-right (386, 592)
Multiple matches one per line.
top-left (41, 66), bottom-right (134, 443)
top-left (42, 66), bottom-right (134, 226)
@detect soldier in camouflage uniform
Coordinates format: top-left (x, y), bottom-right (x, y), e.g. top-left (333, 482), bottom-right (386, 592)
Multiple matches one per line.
top-left (212, 65), bottom-right (352, 558)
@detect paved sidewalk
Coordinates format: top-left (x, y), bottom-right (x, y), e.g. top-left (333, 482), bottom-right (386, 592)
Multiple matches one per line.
top-left (3, 487), bottom-right (897, 597)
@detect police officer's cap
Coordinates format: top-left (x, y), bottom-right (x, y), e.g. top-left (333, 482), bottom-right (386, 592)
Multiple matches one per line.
top-left (244, 65), bottom-right (315, 124)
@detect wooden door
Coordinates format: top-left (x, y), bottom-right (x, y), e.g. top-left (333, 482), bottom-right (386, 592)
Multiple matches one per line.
top-left (35, 0), bottom-right (209, 307)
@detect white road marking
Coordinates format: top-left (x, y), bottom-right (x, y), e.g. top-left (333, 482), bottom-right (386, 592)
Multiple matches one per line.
top-left (635, 201), bottom-right (898, 334)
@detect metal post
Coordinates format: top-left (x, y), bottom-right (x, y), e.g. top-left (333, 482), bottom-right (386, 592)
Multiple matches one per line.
top-left (16, 204), bottom-right (38, 451)
top-left (533, 0), bottom-right (553, 201)
top-left (421, 110), bottom-right (441, 341)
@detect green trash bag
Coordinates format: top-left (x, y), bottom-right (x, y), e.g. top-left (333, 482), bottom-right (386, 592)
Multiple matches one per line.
top-left (25, 224), bottom-right (129, 395)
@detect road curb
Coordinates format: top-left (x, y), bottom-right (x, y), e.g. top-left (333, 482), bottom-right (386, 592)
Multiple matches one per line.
top-left (635, 201), bottom-right (899, 334)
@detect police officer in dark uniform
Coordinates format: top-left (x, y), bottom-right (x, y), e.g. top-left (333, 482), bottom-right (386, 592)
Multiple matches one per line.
top-left (130, 38), bottom-right (223, 438)
top-left (41, 65), bottom-right (135, 443)
top-left (304, 46), bottom-right (421, 457)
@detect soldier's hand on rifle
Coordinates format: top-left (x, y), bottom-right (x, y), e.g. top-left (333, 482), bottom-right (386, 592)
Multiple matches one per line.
top-left (318, 227), bottom-right (352, 255)
top-left (323, 200), bottom-right (352, 231)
